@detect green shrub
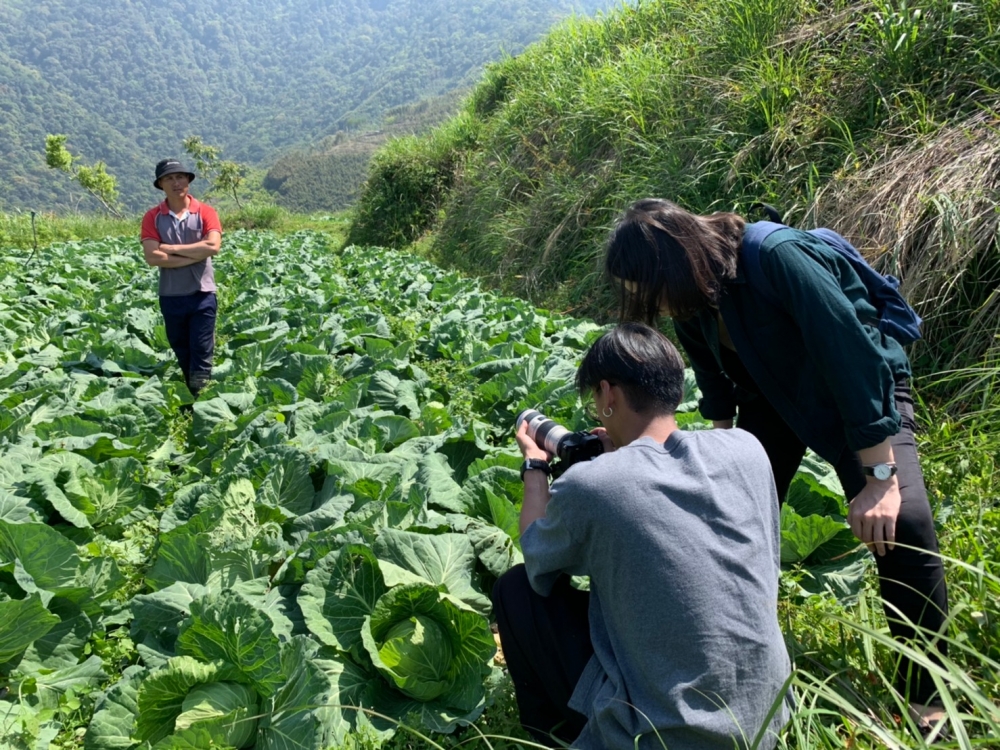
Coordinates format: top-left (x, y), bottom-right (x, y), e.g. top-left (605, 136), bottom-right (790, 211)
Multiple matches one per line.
top-left (347, 112), bottom-right (481, 249)
top-left (222, 203), bottom-right (288, 230)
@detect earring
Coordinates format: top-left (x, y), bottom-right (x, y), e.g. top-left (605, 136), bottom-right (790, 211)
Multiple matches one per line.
top-left (602, 407), bottom-right (613, 418)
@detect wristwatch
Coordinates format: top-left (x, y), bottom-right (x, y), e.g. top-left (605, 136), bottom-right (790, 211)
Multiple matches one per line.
top-left (520, 458), bottom-right (552, 482)
top-left (863, 463), bottom-right (897, 481)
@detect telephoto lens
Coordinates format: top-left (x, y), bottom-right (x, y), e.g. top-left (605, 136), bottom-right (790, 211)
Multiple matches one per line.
top-left (515, 409), bottom-right (605, 478)
top-left (516, 410), bottom-right (571, 457)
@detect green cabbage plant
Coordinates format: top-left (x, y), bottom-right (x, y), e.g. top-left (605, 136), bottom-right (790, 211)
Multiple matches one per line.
top-left (301, 545), bottom-right (498, 733)
top-left (134, 657), bottom-right (259, 748)
top-left (361, 584), bottom-right (496, 714)
top-left (175, 681), bottom-right (259, 748)
top-left (373, 613), bottom-right (454, 701)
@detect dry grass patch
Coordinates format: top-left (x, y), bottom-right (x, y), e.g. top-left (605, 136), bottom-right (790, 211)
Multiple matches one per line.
top-left (811, 109), bottom-right (1000, 373)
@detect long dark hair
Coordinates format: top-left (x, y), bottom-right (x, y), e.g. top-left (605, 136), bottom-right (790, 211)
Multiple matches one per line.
top-left (575, 322), bottom-right (685, 415)
top-left (604, 198), bottom-right (745, 322)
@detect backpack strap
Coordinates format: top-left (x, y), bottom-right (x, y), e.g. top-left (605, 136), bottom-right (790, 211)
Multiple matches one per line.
top-left (808, 229), bottom-right (923, 344)
top-left (749, 203), bottom-right (784, 224)
top-left (739, 221), bottom-right (787, 307)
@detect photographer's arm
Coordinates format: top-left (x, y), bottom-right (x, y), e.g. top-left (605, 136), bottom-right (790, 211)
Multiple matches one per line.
top-left (520, 472), bottom-right (550, 535)
top-left (516, 420), bottom-right (552, 535)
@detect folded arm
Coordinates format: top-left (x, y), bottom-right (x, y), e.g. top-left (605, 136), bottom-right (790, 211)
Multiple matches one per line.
top-left (141, 231), bottom-right (221, 267)
top-left (142, 239), bottom-right (201, 268)
top-left (157, 230), bottom-right (222, 261)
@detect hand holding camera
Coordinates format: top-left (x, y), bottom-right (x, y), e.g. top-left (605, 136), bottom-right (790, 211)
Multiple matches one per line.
top-left (515, 409), bottom-right (605, 479)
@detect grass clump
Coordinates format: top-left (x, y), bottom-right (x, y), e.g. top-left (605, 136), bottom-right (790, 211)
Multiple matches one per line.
top-left (347, 112), bottom-right (482, 249)
top-left (220, 202), bottom-right (288, 230)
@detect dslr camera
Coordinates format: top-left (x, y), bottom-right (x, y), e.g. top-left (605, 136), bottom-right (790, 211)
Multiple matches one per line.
top-left (516, 409), bottom-right (604, 479)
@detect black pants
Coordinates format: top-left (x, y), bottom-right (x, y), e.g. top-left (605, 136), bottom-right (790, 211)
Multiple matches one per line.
top-left (492, 566), bottom-right (592, 745)
top-left (737, 380), bottom-right (949, 705)
top-left (159, 292), bottom-right (217, 396)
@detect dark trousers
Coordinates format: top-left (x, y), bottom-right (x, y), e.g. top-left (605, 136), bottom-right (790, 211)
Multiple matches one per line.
top-left (159, 292), bottom-right (217, 396)
top-left (737, 380), bottom-right (949, 705)
top-left (492, 566), bottom-right (592, 745)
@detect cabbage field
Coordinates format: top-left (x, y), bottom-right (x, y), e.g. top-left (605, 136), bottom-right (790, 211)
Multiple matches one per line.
top-left (0, 232), bottom-right (866, 749)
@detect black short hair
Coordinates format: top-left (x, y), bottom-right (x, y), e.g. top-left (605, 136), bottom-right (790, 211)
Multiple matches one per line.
top-left (575, 322), bottom-right (685, 415)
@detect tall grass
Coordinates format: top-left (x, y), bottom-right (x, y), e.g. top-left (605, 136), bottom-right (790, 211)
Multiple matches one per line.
top-left (348, 113), bottom-right (483, 249)
top-left (352, 0), bottom-right (1000, 367)
top-left (0, 210), bottom-right (137, 251)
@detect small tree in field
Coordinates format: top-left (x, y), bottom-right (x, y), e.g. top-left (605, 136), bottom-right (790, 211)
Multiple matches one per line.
top-left (183, 136), bottom-right (246, 208)
top-left (44, 135), bottom-right (124, 218)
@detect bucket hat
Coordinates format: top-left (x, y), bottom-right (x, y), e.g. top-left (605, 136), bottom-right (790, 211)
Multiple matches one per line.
top-left (154, 159), bottom-right (196, 189)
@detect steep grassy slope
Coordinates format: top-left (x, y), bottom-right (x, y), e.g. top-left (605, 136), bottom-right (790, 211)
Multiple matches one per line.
top-left (350, 0), bottom-right (1000, 377)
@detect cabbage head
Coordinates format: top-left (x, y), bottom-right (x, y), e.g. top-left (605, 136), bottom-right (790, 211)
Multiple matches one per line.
top-left (377, 614), bottom-right (453, 701)
top-left (361, 583), bottom-right (496, 713)
top-left (175, 681), bottom-right (259, 748)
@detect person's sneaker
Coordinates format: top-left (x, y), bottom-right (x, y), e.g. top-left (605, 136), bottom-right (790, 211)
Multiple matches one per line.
top-left (187, 374), bottom-right (211, 399)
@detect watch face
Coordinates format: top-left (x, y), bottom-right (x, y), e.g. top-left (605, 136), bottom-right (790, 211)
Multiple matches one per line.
top-left (874, 464), bottom-right (892, 481)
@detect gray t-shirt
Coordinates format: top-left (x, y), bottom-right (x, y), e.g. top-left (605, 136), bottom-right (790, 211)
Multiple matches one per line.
top-left (521, 428), bottom-right (791, 750)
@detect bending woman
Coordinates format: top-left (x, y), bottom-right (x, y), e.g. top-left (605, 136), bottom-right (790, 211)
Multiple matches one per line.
top-left (603, 198), bottom-right (948, 730)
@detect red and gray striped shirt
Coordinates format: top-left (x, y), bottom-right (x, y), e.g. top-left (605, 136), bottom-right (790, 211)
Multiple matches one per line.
top-left (140, 196), bottom-right (222, 297)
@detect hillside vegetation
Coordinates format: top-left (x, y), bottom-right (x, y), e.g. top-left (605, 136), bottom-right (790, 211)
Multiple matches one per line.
top-left (0, 0), bottom-right (609, 212)
top-left (350, 0), bottom-right (1000, 380)
top-left (264, 93), bottom-right (466, 213)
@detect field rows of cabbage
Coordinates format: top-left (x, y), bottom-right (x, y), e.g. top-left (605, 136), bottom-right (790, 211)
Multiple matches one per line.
top-left (0, 232), bottom-right (861, 749)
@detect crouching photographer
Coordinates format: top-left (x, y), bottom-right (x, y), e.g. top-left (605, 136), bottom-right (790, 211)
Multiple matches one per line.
top-left (492, 322), bottom-right (792, 749)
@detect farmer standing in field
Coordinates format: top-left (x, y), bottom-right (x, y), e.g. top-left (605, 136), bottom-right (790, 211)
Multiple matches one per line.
top-left (140, 159), bottom-right (222, 398)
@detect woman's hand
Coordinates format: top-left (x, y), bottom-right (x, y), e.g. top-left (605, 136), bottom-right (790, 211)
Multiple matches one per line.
top-left (590, 426), bottom-right (616, 453)
top-left (848, 476), bottom-right (901, 556)
top-left (515, 420), bottom-right (551, 462)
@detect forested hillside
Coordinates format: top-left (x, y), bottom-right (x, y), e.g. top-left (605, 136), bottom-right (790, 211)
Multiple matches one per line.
top-left (0, 0), bottom-right (609, 212)
top-left (263, 92), bottom-right (466, 212)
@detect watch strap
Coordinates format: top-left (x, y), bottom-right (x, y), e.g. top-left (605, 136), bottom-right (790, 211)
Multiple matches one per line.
top-left (862, 463), bottom-right (897, 479)
top-left (520, 458), bottom-right (552, 482)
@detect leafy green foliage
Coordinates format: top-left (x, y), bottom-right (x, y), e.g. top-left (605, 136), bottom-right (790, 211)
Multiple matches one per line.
top-left (0, 594), bottom-right (60, 663)
top-left (0, 229), bottom-right (980, 749)
top-left (0, 229), bottom-right (616, 746)
top-left (44, 136), bottom-right (123, 219)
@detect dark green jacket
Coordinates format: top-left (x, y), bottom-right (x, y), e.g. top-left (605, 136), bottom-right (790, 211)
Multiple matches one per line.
top-left (674, 226), bottom-right (911, 464)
